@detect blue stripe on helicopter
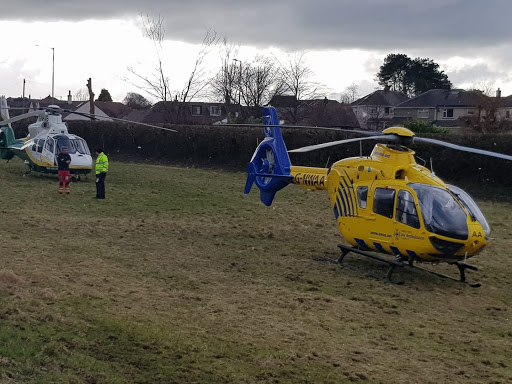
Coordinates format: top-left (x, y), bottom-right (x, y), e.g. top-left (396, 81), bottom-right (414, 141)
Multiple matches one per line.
top-left (340, 178), bottom-right (354, 216)
top-left (343, 171), bottom-right (357, 216)
top-left (335, 195), bottom-right (342, 217)
top-left (333, 204), bottom-right (339, 219)
top-left (390, 246), bottom-right (403, 256)
top-left (407, 250), bottom-right (419, 261)
top-left (354, 238), bottom-right (370, 250)
top-left (373, 242), bottom-right (386, 253)
top-left (338, 182), bottom-right (351, 216)
top-left (337, 189), bottom-right (348, 217)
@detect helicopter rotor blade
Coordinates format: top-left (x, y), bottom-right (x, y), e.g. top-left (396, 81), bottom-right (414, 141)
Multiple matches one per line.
top-left (19, 139), bottom-right (35, 150)
top-left (0, 110), bottom-right (44, 126)
top-left (413, 137), bottom-right (512, 161)
top-left (51, 107), bottom-right (178, 133)
top-left (288, 135), bottom-right (399, 153)
top-left (226, 123), bottom-right (382, 136)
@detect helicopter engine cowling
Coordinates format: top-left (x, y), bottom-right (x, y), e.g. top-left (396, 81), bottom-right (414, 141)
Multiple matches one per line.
top-left (244, 107), bottom-right (292, 206)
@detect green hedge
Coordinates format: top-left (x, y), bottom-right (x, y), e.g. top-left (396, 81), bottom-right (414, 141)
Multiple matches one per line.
top-left (12, 120), bottom-right (512, 187)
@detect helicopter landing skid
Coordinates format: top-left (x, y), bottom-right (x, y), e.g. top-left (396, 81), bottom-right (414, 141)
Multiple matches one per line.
top-left (411, 262), bottom-right (481, 288)
top-left (336, 244), bottom-right (480, 287)
top-left (336, 244), bottom-right (406, 284)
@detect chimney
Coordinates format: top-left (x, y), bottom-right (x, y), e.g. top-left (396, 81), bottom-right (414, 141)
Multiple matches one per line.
top-left (496, 88), bottom-right (501, 98)
top-left (67, 90), bottom-right (72, 105)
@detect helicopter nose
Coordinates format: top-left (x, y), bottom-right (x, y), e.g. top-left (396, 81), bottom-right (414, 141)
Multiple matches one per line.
top-left (465, 222), bottom-right (489, 255)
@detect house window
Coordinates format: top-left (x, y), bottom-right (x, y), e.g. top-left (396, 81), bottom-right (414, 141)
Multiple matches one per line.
top-left (417, 109), bottom-right (429, 119)
top-left (467, 109), bottom-right (474, 115)
top-left (209, 105), bottom-right (221, 116)
top-left (506, 111), bottom-right (510, 119)
top-left (442, 108), bottom-right (454, 119)
top-left (368, 107), bottom-right (377, 114)
top-left (191, 106), bottom-right (202, 115)
top-left (384, 107), bottom-right (391, 114)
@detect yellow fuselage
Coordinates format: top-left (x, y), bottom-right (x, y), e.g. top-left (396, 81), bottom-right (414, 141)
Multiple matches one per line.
top-left (290, 143), bottom-right (488, 262)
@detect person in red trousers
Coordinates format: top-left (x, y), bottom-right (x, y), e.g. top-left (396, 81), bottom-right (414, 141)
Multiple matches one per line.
top-left (56, 146), bottom-right (71, 194)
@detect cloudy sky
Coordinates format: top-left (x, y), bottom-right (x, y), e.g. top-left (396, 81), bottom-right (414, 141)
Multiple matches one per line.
top-left (1, 0), bottom-right (511, 103)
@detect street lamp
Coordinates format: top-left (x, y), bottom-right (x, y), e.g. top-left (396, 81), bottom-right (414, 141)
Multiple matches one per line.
top-left (35, 45), bottom-right (55, 99)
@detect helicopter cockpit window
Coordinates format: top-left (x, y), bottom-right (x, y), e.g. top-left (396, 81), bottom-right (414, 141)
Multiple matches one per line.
top-left (448, 184), bottom-right (491, 237)
top-left (56, 137), bottom-right (90, 155)
top-left (396, 190), bottom-right (420, 228)
top-left (357, 186), bottom-right (368, 208)
top-left (373, 188), bottom-right (396, 218)
top-left (74, 139), bottom-right (91, 155)
top-left (410, 183), bottom-right (468, 240)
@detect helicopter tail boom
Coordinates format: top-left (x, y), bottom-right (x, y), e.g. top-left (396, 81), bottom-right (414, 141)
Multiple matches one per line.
top-left (245, 107), bottom-right (292, 206)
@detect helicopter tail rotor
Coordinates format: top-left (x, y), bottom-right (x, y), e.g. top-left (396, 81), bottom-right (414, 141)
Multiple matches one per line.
top-left (245, 106), bottom-right (292, 206)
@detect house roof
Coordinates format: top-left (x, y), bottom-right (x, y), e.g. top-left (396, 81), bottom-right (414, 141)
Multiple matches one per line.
top-left (395, 89), bottom-right (487, 108)
top-left (269, 95), bottom-right (298, 108)
top-left (500, 95), bottom-right (512, 108)
top-left (351, 90), bottom-right (409, 107)
top-left (93, 101), bottom-right (133, 119)
top-left (298, 99), bottom-right (360, 128)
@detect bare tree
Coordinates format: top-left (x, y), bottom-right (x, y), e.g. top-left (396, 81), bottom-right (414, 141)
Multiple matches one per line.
top-left (209, 39), bottom-right (239, 103)
top-left (208, 39), bottom-right (241, 119)
top-left (126, 14), bottom-right (172, 102)
top-left (74, 88), bottom-right (89, 101)
top-left (123, 92), bottom-right (152, 109)
top-left (278, 51), bottom-right (321, 124)
top-left (124, 14), bottom-right (218, 122)
top-left (239, 55), bottom-right (282, 119)
top-left (340, 83), bottom-right (359, 104)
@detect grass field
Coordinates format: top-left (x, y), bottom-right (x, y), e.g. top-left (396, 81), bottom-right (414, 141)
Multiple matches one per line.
top-left (0, 158), bottom-right (511, 384)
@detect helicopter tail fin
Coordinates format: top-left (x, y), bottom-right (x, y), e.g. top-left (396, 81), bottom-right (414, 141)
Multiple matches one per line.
top-left (244, 106), bottom-right (292, 206)
top-left (0, 96), bottom-right (16, 160)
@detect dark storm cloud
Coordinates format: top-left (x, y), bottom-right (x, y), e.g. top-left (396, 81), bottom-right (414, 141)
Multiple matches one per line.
top-left (3, 0), bottom-right (512, 50)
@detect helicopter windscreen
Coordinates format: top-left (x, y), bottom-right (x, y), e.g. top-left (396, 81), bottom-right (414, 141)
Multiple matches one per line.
top-left (56, 137), bottom-right (91, 155)
top-left (447, 184), bottom-right (491, 237)
top-left (409, 183), bottom-right (468, 240)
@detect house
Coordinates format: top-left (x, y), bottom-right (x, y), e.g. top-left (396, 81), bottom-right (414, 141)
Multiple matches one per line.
top-left (127, 101), bottom-right (228, 125)
top-left (351, 90), bottom-right (409, 130)
top-left (270, 96), bottom-right (359, 128)
top-left (297, 98), bottom-right (359, 128)
top-left (392, 89), bottom-right (487, 128)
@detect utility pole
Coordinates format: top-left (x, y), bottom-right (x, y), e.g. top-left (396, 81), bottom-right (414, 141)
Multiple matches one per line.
top-left (51, 47), bottom-right (55, 99)
top-left (86, 78), bottom-right (95, 116)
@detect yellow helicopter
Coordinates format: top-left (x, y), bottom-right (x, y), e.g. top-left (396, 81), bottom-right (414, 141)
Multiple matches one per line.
top-left (0, 96), bottom-right (176, 178)
top-left (245, 106), bottom-right (512, 285)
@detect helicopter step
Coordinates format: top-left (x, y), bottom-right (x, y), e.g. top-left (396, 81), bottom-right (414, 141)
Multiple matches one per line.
top-left (335, 244), bottom-right (480, 287)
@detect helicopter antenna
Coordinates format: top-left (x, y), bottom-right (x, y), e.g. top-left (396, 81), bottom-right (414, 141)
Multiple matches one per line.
top-left (325, 156), bottom-right (330, 168)
top-left (430, 157), bottom-right (435, 177)
top-left (359, 140), bottom-right (362, 157)
top-left (416, 156), bottom-right (426, 167)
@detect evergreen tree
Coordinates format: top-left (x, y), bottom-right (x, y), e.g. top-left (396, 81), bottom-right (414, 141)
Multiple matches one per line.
top-left (96, 88), bottom-right (113, 102)
top-left (376, 53), bottom-right (451, 96)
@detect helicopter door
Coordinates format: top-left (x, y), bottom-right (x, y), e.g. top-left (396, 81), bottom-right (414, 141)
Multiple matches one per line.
top-left (41, 137), bottom-right (55, 165)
